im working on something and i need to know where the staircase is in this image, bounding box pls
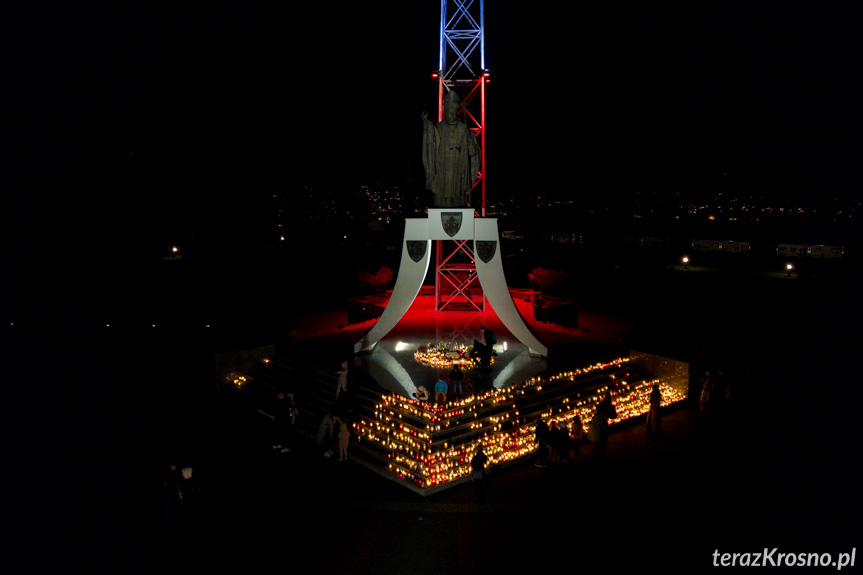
[240,355,392,463]
[234,354,688,496]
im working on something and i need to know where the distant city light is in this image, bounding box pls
[171,246,179,253]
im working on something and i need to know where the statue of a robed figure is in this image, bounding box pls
[422,90,481,208]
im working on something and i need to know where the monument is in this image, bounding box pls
[353,90,547,358]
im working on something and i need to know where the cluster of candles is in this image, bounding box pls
[352,357,688,489]
[414,342,494,370]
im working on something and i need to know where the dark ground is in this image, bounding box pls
[4,249,861,574]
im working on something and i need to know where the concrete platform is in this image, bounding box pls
[352,293,550,398]
[294,291,636,396]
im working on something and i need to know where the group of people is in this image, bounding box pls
[534,388,660,465]
[534,416,581,467]
[698,368,738,419]
[317,410,351,461]
[413,364,475,404]
[412,327,497,405]
[268,360,355,462]
[301,361,362,461]
[472,386,663,502]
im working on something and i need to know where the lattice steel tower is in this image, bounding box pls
[432,0,489,311]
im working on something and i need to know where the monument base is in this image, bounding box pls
[355,210,548,356]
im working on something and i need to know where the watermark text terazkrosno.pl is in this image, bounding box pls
[713,549,856,570]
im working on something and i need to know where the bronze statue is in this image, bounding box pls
[422,90,480,207]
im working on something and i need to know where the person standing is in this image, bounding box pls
[434,374,448,404]
[470,446,489,503]
[449,365,464,398]
[597,394,617,455]
[534,417,549,468]
[337,421,350,461]
[271,392,298,453]
[470,339,485,367]
[336,361,349,400]
[286,393,299,450]
[548,421,560,463]
[318,412,337,457]
[161,463,186,526]
[646,384,662,433]
[587,410,606,460]
[699,371,712,416]
[570,413,584,457]
[590,394,617,459]
[479,326,496,370]
[557,420,570,463]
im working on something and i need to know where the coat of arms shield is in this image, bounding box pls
[406,241,427,263]
[441,212,463,237]
[476,240,497,263]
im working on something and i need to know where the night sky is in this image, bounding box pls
[5,2,862,255]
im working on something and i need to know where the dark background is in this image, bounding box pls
[3,3,861,572]
[6,2,862,258]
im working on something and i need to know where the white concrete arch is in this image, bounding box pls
[354,219,432,353]
[354,209,547,357]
